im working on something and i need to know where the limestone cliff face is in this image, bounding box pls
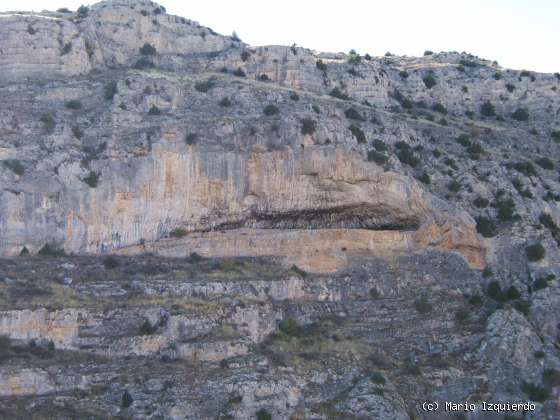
[18,0,560,274]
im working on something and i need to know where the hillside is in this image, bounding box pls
[0,1,559,419]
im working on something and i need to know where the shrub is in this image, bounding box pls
[62,43,72,55]
[57,7,71,13]
[551,131,560,142]
[526,243,545,262]
[301,118,316,135]
[233,67,246,77]
[424,50,433,56]
[256,409,272,420]
[83,171,100,188]
[372,139,387,151]
[496,198,515,221]
[506,83,515,93]
[102,256,120,269]
[65,100,82,110]
[399,70,409,79]
[480,101,496,117]
[348,125,366,144]
[423,74,437,89]
[414,297,432,314]
[397,149,419,167]
[312,104,321,114]
[476,217,496,238]
[535,157,554,170]
[231,31,241,42]
[185,133,197,145]
[263,104,279,116]
[258,74,270,81]
[169,228,187,238]
[473,197,489,208]
[40,114,56,131]
[487,281,502,300]
[521,382,549,402]
[370,371,386,385]
[240,51,251,62]
[218,97,232,107]
[139,43,156,55]
[367,150,388,164]
[534,274,554,291]
[417,172,431,184]
[2,159,25,176]
[345,107,365,121]
[513,161,536,176]
[506,286,521,300]
[432,102,447,114]
[195,79,215,93]
[289,92,299,101]
[104,81,118,100]
[447,180,461,193]
[456,134,471,147]
[278,319,301,336]
[148,105,161,115]
[455,309,469,323]
[493,71,502,80]
[76,5,89,19]
[432,148,441,158]
[290,265,307,278]
[316,60,327,72]
[512,108,529,121]
[121,390,134,408]
[469,295,483,306]
[139,320,157,335]
[38,244,65,257]
[329,87,349,100]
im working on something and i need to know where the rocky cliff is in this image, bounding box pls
[0,1,559,419]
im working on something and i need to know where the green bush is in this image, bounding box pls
[533,274,554,291]
[290,265,307,278]
[38,244,65,257]
[476,217,496,238]
[133,57,154,69]
[121,390,134,408]
[372,139,387,151]
[147,105,160,115]
[496,198,515,221]
[65,100,82,110]
[76,5,89,19]
[521,382,549,402]
[219,97,232,107]
[370,371,386,385]
[456,134,471,147]
[513,161,536,176]
[345,107,365,121]
[139,320,157,335]
[169,228,188,238]
[329,87,349,100]
[289,91,299,101]
[447,180,461,193]
[0,336,11,362]
[185,133,197,145]
[139,43,156,55]
[349,125,366,144]
[83,171,100,188]
[424,50,433,56]
[512,108,529,121]
[473,197,489,208]
[263,104,279,116]
[506,286,521,300]
[195,79,215,93]
[535,157,554,170]
[256,409,272,420]
[301,118,316,135]
[367,150,388,164]
[551,131,560,142]
[417,172,431,184]
[278,319,301,336]
[258,74,270,81]
[233,67,246,77]
[506,83,515,93]
[316,60,327,72]
[399,70,409,79]
[102,256,119,269]
[493,71,502,80]
[104,81,118,100]
[61,42,72,55]
[2,159,25,176]
[414,296,432,314]
[40,114,56,131]
[423,74,437,89]
[480,101,496,117]
[455,309,469,323]
[526,243,545,262]
[486,281,502,300]
[397,149,419,167]
[432,102,447,114]
[240,51,251,62]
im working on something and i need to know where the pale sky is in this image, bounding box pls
[2,0,559,73]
